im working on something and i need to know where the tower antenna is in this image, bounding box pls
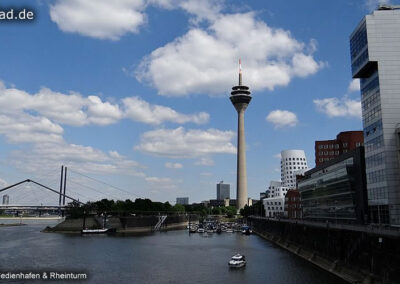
[239,59,242,86]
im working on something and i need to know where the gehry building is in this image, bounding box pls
[280,150,308,188]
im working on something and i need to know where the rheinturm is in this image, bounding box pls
[230,60,252,211]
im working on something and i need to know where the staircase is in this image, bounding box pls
[154,215,167,231]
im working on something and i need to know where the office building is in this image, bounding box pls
[263,181,289,217]
[280,150,308,188]
[350,5,400,225]
[285,190,302,219]
[176,197,189,205]
[216,181,230,200]
[315,131,364,166]
[298,147,368,224]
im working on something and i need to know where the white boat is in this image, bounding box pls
[228,254,246,268]
[197,228,205,233]
[81,228,115,234]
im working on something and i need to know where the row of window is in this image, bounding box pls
[318,144,340,150]
[367,169,386,184]
[282,157,306,162]
[365,135,383,153]
[319,151,340,156]
[361,75,379,98]
[366,152,384,168]
[364,119,382,138]
[368,186,388,201]
[362,89,380,112]
[282,162,307,166]
[363,104,381,125]
[265,201,282,205]
[351,48,369,74]
[266,207,283,211]
[350,22,367,59]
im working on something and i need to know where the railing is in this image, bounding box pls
[248,215,400,237]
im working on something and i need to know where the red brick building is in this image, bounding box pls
[284,190,302,219]
[315,131,363,166]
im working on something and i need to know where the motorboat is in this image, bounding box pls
[228,254,246,268]
[81,228,116,234]
[197,228,205,233]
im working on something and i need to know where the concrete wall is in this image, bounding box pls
[248,217,400,283]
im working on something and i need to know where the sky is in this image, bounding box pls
[0,0,398,205]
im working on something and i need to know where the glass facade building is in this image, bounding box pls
[298,147,368,224]
[216,182,230,200]
[350,7,400,225]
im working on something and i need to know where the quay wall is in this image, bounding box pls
[248,217,400,284]
[45,215,194,233]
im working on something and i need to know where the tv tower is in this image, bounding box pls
[230,59,252,211]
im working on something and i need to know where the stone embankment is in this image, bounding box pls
[249,217,400,284]
[44,215,192,233]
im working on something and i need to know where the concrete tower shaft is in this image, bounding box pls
[230,60,252,211]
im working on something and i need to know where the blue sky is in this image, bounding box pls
[0,0,398,204]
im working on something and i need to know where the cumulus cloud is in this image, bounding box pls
[165,162,183,169]
[313,97,362,118]
[136,12,324,96]
[144,176,181,190]
[266,110,299,128]
[11,142,145,177]
[194,157,215,166]
[135,127,236,159]
[50,0,147,40]
[123,96,209,125]
[0,82,208,128]
[348,79,360,92]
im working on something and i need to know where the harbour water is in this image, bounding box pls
[0,222,346,283]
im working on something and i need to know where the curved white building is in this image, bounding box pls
[280,150,308,188]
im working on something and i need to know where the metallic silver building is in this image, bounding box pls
[230,60,252,211]
[350,5,400,225]
[216,181,230,200]
[176,197,189,205]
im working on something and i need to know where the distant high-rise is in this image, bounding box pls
[176,197,189,205]
[315,131,364,166]
[350,5,400,225]
[216,181,230,200]
[2,194,9,205]
[230,60,252,211]
[280,150,308,188]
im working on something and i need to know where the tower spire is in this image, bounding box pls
[239,58,242,86]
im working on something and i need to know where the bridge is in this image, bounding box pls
[0,165,143,216]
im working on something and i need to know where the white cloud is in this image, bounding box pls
[136,12,324,96]
[144,176,181,190]
[50,0,147,40]
[273,153,281,159]
[123,96,209,125]
[135,127,236,158]
[348,79,360,92]
[266,110,299,128]
[0,82,208,128]
[150,0,223,22]
[11,141,145,177]
[194,157,215,166]
[0,178,7,187]
[313,97,362,118]
[165,162,183,169]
